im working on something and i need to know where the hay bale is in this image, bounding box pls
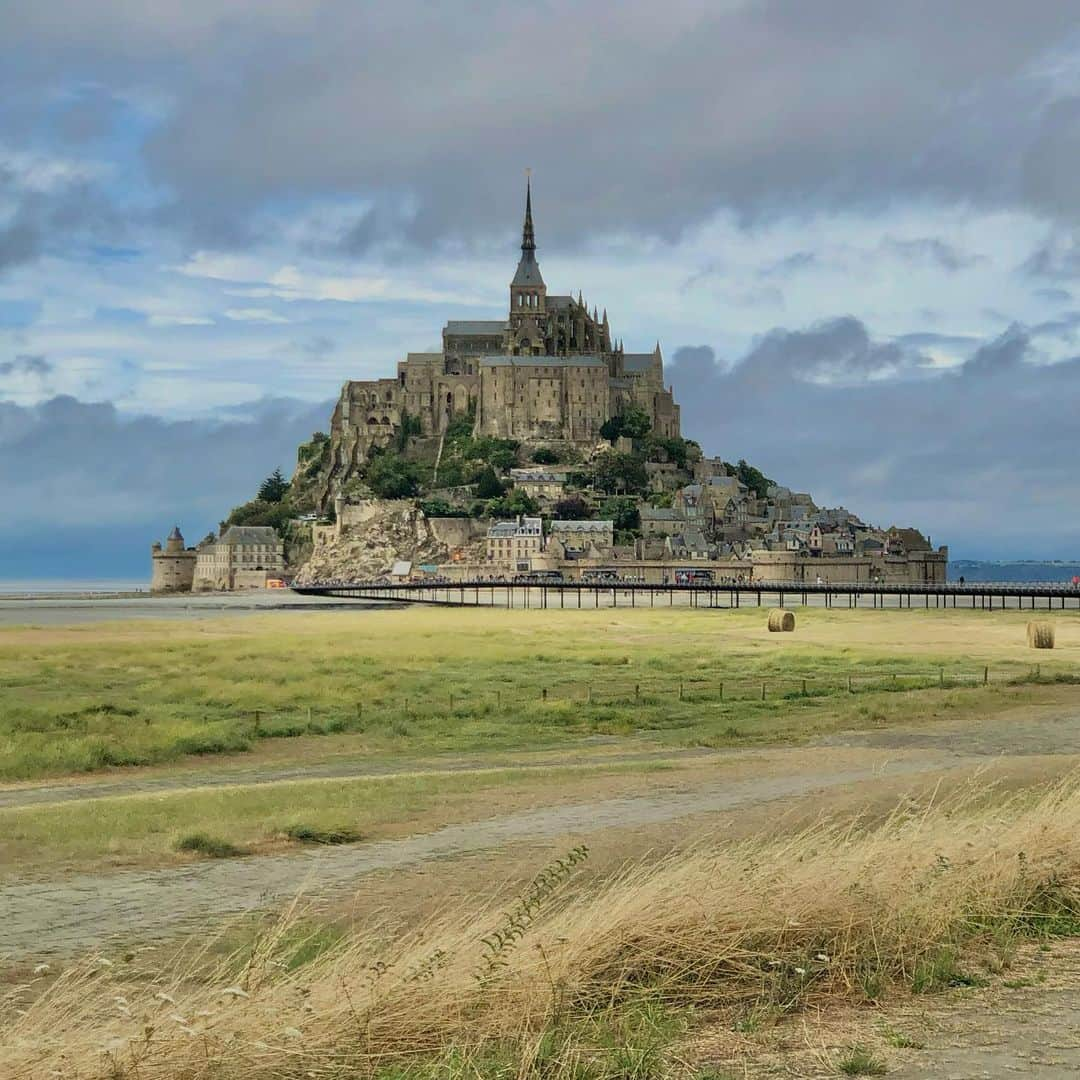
[1027,621,1055,650]
[768,609,795,633]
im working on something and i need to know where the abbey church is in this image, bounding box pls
[322,182,681,498]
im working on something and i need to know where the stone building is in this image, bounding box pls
[150,526,197,593]
[486,516,543,571]
[317,180,681,508]
[549,519,614,554]
[193,525,286,591]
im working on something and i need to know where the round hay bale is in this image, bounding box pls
[767,609,795,633]
[1027,621,1055,650]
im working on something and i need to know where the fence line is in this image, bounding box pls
[235,663,1064,734]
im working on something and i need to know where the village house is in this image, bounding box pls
[193,526,286,591]
[486,516,543,571]
[548,519,614,554]
[508,467,568,502]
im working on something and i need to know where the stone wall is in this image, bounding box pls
[150,551,196,593]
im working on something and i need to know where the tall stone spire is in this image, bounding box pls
[511,174,545,289]
[521,175,536,253]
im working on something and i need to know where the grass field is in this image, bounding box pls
[4,606,1080,1076]
[1,605,1077,782]
[0,759,676,876]
[10,778,1080,1079]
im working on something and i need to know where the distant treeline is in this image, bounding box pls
[950,561,1080,583]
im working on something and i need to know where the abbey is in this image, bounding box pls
[323,181,681,494]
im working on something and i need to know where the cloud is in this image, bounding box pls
[669,317,1080,559]
[4,2,1079,252]
[880,237,984,272]
[962,324,1030,375]
[0,393,333,577]
[0,353,51,377]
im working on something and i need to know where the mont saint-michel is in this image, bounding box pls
[153,182,946,592]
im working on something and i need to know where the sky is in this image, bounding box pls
[2,0,1080,578]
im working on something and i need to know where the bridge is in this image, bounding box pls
[291,580,1080,611]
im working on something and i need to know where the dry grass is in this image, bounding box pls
[7,777,1080,1079]
[1028,620,1056,650]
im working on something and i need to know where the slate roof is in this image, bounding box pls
[220,526,281,545]
[511,252,545,287]
[622,353,655,373]
[444,321,507,336]
[551,520,614,533]
[478,354,607,368]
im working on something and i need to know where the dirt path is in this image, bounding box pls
[3,698,1079,964]
[702,939,1080,1078]
[0,744,707,810]
[0,757,953,961]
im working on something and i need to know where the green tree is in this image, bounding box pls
[600,496,641,532]
[735,458,774,500]
[221,498,293,536]
[600,405,652,442]
[419,498,468,518]
[553,494,591,520]
[486,489,539,517]
[645,435,690,469]
[593,450,648,495]
[257,468,289,503]
[366,453,421,498]
[474,465,505,499]
[531,446,560,465]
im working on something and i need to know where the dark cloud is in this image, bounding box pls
[729,316,928,388]
[0,354,51,377]
[880,237,984,272]
[0,394,332,576]
[0,216,40,273]
[1023,230,1080,280]
[3,2,1079,252]
[669,318,1080,559]
[962,324,1029,376]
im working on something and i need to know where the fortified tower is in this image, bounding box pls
[150,525,196,593]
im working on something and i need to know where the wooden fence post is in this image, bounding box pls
[847,675,853,694]
[542,687,548,702]
[679,681,684,701]
[761,682,766,702]
[801,678,807,696]
[635,684,640,704]
[939,668,945,688]
[719,681,724,702]
[984,666,989,686]
[254,709,261,733]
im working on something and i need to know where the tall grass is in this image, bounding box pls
[7,778,1080,1078]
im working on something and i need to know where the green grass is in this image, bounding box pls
[0,760,666,874]
[174,833,247,858]
[837,1046,888,1075]
[0,606,1069,781]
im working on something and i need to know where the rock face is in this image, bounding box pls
[292,500,483,583]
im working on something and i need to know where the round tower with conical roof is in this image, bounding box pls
[151,525,197,593]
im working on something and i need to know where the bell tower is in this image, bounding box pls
[508,175,548,355]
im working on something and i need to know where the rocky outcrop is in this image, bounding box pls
[292,500,484,583]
